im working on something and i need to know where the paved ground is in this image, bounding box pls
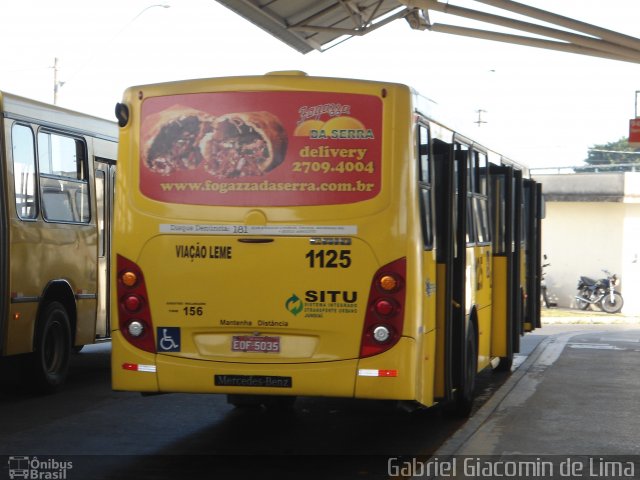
[412,315,640,479]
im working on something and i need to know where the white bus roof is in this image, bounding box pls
[0,91,117,141]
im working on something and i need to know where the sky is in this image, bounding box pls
[1,0,639,169]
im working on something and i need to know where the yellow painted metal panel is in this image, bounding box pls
[491,256,509,358]
[354,337,417,400]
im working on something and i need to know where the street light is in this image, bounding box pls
[53,4,171,104]
[112,4,171,42]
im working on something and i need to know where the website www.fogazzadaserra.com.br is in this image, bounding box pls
[160,179,376,194]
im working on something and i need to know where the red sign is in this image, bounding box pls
[629,118,640,144]
[139,91,382,207]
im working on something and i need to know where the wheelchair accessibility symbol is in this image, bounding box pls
[157,327,181,352]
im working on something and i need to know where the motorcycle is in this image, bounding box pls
[575,270,624,314]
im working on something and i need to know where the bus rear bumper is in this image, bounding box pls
[155,355,359,397]
[111,331,160,392]
[354,337,418,401]
[112,334,419,401]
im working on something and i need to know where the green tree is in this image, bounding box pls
[583,137,640,169]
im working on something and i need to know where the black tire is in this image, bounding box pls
[600,292,624,314]
[31,301,72,393]
[449,322,477,417]
[576,291,590,310]
[494,354,513,372]
[227,394,263,409]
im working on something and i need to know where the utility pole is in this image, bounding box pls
[53,57,65,105]
[475,109,488,127]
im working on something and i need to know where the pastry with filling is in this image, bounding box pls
[142,106,214,175]
[200,112,287,178]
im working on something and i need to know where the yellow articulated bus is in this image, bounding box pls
[112,72,542,414]
[0,92,117,392]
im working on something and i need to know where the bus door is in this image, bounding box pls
[451,142,471,397]
[433,139,471,401]
[94,159,115,339]
[417,124,437,404]
[489,165,522,363]
[0,142,6,353]
[433,139,455,400]
[513,169,524,339]
[524,179,543,330]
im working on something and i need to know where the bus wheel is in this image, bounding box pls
[227,394,263,408]
[450,322,478,417]
[494,354,513,372]
[31,302,72,393]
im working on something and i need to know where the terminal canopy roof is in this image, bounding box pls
[215,0,640,63]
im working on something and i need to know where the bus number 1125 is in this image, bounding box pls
[305,249,352,269]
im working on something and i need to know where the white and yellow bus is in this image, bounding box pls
[0,92,117,392]
[111,72,542,414]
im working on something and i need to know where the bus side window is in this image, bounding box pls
[455,143,475,245]
[38,131,89,223]
[476,151,488,196]
[11,124,38,220]
[473,151,491,244]
[418,125,430,183]
[491,175,506,254]
[417,124,433,249]
[42,189,74,222]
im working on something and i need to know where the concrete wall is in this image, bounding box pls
[535,171,640,314]
[621,203,640,313]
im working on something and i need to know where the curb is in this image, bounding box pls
[422,335,553,460]
[541,308,640,325]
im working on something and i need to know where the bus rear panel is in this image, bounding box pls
[112,75,429,403]
[112,72,541,411]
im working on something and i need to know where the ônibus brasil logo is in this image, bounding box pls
[285,294,304,316]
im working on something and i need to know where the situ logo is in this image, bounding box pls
[285,294,304,316]
[8,456,73,479]
[285,290,358,316]
[304,290,357,303]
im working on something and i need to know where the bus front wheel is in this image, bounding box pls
[31,302,72,393]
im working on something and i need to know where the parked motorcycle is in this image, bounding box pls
[575,270,624,314]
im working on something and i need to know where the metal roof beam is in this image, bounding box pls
[429,23,639,63]
[290,8,409,38]
[474,0,640,52]
[214,0,640,62]
[400,0,640,63]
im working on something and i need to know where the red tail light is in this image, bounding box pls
[117,255,156,353]
[359,258,406,358]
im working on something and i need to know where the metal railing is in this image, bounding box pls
[532,163,640,175]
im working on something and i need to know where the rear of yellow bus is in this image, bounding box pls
[111,73,423,405]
